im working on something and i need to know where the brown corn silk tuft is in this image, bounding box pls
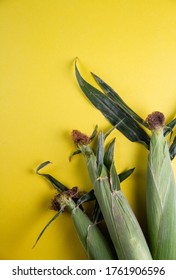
[146,111,165,131]
[72,130,90,146]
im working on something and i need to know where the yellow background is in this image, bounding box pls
[0,0,176,260]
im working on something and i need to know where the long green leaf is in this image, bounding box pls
[33,208,64,248]
[91,72,148,128]
[75,63,150,149]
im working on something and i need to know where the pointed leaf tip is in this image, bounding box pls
[69,149,81,161]
[119,168,135,183]
[36,161,52,174]
[104,138,116,171]
[32,208,64,249]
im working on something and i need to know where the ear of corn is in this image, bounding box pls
[146,112,176,259]
[72,129,152,260]
[34,162,116,260]
[68,198,116,260]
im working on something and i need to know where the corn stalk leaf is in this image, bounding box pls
[36,161,68,192]
[33,208,64,248]
[91,72,148,128]
[75,62,150,149]
[36,161,51,172]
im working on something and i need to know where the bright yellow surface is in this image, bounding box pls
[0,0,176,260]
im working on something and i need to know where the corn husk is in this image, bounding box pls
[146,112,176,259]
[72,130,152,260]
[65,197,116,260]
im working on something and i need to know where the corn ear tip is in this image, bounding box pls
[146,111,165,131]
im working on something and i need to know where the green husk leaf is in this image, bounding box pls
[69,149,81,161]
[118,168,135,183]
[89,124,98,142]
[36,161,68,192]
[104,124,119,139]
[75,62,150,149]
[109,162,120,191]
[164,118,176,136]
[91,72,148,128]
[104,138,116,170]
[36,161,52,173]
[96,132,104,176]
[33,208,64,248]
[94,166,152,260]
[86,221,116,260]
[71,204,116,260]
[169,136,176,160]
